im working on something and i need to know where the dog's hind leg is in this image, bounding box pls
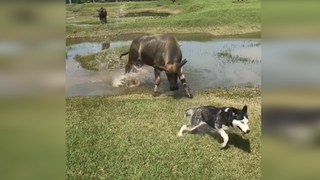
[217,129,229,148]
[177,121,207,136]
[178,108,205,136]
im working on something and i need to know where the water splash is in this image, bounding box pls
[111,66,151,88]
[112,4,126,30]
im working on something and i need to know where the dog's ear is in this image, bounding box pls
[242,105,248,113]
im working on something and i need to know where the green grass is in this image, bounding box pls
[66,0,261,38]
[66,87,261,179]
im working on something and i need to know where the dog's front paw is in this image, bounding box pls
[153,92,161,97]
[177,125,187,136]
[220,143,228,149]
[177,132,183,136]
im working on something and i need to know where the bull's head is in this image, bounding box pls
[97,7,106,13]
[155,59,188,91]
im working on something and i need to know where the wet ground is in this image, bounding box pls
[66,33,261,97]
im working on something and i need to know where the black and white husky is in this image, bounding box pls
[177,105,250,148]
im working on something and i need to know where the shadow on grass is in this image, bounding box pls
[168,88,193,99]
[190,127,251,153]
[226,133,251,153]
[172,91,186,99]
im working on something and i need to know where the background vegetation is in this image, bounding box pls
[66,0,261,37]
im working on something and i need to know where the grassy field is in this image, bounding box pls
[66,0,261,38]
[66,87,261,179]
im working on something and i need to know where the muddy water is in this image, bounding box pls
[66,39,130,97]
[66,34,261,97]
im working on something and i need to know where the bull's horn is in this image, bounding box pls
[177,59,188,70]
[154,65,167,71]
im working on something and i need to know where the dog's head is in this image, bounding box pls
[230,105,250,135]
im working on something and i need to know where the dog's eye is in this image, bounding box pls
[241,121,244,124]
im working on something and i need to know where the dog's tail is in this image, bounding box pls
[184,108,195,118]
[120,51,129,59]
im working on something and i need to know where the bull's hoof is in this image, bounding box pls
[185,89,193,98]
[183,85,193,98]
[187,94,193,98]
[153,92,161,97]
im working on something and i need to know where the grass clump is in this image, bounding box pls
[75,45,129,71]
[184,4,205,13]
[217,49,261,63]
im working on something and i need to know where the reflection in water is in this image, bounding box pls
[102,41,110,50]
[66,35,261,97]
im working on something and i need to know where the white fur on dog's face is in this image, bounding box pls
[232,117,250,134]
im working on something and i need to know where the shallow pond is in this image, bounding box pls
[66,33,261,97]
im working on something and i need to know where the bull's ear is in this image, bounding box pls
[177,59,187,70]
[154,65,167,71]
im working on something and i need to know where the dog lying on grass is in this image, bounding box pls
[178,105,250,148]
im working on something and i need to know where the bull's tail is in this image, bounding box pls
[120,51,129,59]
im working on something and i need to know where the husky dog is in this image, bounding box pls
[177,105,250,148]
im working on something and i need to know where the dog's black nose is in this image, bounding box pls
[246,130,250,134]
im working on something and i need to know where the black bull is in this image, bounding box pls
[97,7,107,24]
[120,34,193,98]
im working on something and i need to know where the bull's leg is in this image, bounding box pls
[178,67,193,98]
[125,51,140,74]
[153,68,161,97]
[131,58,142,73]
[125,58,139,74]
[124,62,133,74]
